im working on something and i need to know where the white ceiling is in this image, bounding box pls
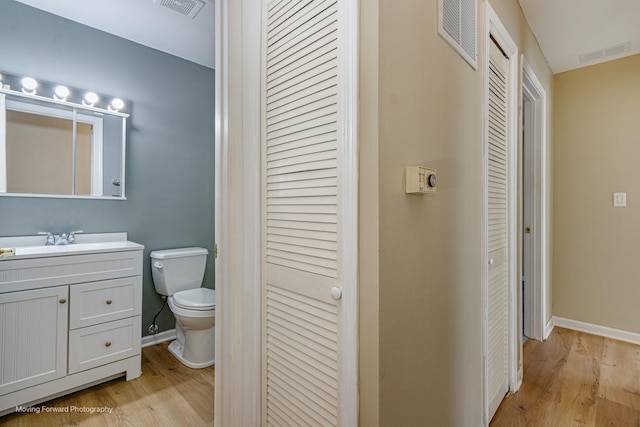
[519,0,640,74]
[16,0,638,75]
[15,0,215,69]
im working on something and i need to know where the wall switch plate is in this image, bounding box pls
[613,192,627,207]
[405,166,437,194]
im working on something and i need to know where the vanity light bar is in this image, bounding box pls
[0,71,129,117]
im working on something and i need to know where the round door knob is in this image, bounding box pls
[59,298,67,304]
[330,287,342,301]
[489,258,494,266]
[105,342,112,347]
[106,300,112,305]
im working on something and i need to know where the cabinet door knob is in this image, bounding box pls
[59,298,67,304]
[106,300,112,305]
[105,342,112,347]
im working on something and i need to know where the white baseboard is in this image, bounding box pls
[552,316,640,346]
[141,329,176,348]
[544,318,554,340]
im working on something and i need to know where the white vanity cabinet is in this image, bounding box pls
[0,234,143,416]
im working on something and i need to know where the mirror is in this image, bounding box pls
[0,71,128,199]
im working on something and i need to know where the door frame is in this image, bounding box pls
[336,0,361,423]
[482,3,519,425]
[521,56,548,342]
[214,1,263,426]
[215,1,360,425]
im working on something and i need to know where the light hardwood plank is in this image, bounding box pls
[598,338,640,410]
[595,396,640,427]
[0,342,214,426]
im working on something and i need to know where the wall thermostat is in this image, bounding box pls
[405,166,437,194]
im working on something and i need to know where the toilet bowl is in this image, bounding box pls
[150,247,215,369]
[167,288,215,368]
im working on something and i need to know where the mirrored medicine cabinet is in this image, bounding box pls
[0,71,129,199]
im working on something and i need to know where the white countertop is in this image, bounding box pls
[0,233,144,261]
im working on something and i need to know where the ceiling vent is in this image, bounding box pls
[579,41,631,64]
[159,0,206,19]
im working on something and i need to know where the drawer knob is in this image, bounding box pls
[105,342,112,347]
[59,298,67,304]
[106,300,113,305]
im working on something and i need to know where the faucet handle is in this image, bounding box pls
[68,230,84,244]
[37,231,56,246]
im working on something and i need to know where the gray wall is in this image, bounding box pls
[0,1,215,335]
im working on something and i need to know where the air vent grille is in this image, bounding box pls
[160,0,205,19]
[579,42,631,64]
[438,0,477,69]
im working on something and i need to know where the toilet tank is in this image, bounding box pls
[150,247,208,296]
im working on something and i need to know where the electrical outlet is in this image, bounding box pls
[148,324,159,335]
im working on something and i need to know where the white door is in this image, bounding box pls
[522,97,533,339]
[486,37,510,420]
[262,0,356,425]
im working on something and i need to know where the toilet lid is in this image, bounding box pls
[173,288,215,310]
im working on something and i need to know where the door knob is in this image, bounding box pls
[525,226,531,234]
[330,287,342,301]
[489,258,494,266]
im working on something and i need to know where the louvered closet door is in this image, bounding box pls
[487,38,510,420]
[263,0,343,425]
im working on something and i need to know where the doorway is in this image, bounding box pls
[521,57,547,343]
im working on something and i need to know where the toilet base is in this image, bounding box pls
[168,340,215,369]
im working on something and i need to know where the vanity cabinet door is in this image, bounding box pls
[0,286,68,396]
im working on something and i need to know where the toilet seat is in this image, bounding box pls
[172,288,215,311]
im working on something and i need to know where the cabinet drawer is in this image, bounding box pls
[70,277,142,329]
[68,316,141,374]
[0,250,143,293]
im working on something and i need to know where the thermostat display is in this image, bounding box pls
[405,166,437,194]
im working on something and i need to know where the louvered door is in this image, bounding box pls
[263,0,344,425]
[486,38,510,420]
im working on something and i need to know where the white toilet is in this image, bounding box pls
[150,247,215,369]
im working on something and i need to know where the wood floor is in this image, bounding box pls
[492,327,640,426]
[0,342,214,426]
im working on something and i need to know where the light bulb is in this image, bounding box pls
[83,91,99,106]
[21,77,38,95]
[54,85,70,101]
[108,98,125,112]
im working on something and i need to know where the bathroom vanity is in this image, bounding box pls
[0,233,143,415]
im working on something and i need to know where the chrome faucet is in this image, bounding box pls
[38,231,56,246]
[38,230,83,245]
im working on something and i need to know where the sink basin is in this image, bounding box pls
[0,232,143,260]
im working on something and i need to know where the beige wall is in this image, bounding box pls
[6,111,92,195]
[554,54,640,333]
[7,110,74,194]
[359,0,553,424]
